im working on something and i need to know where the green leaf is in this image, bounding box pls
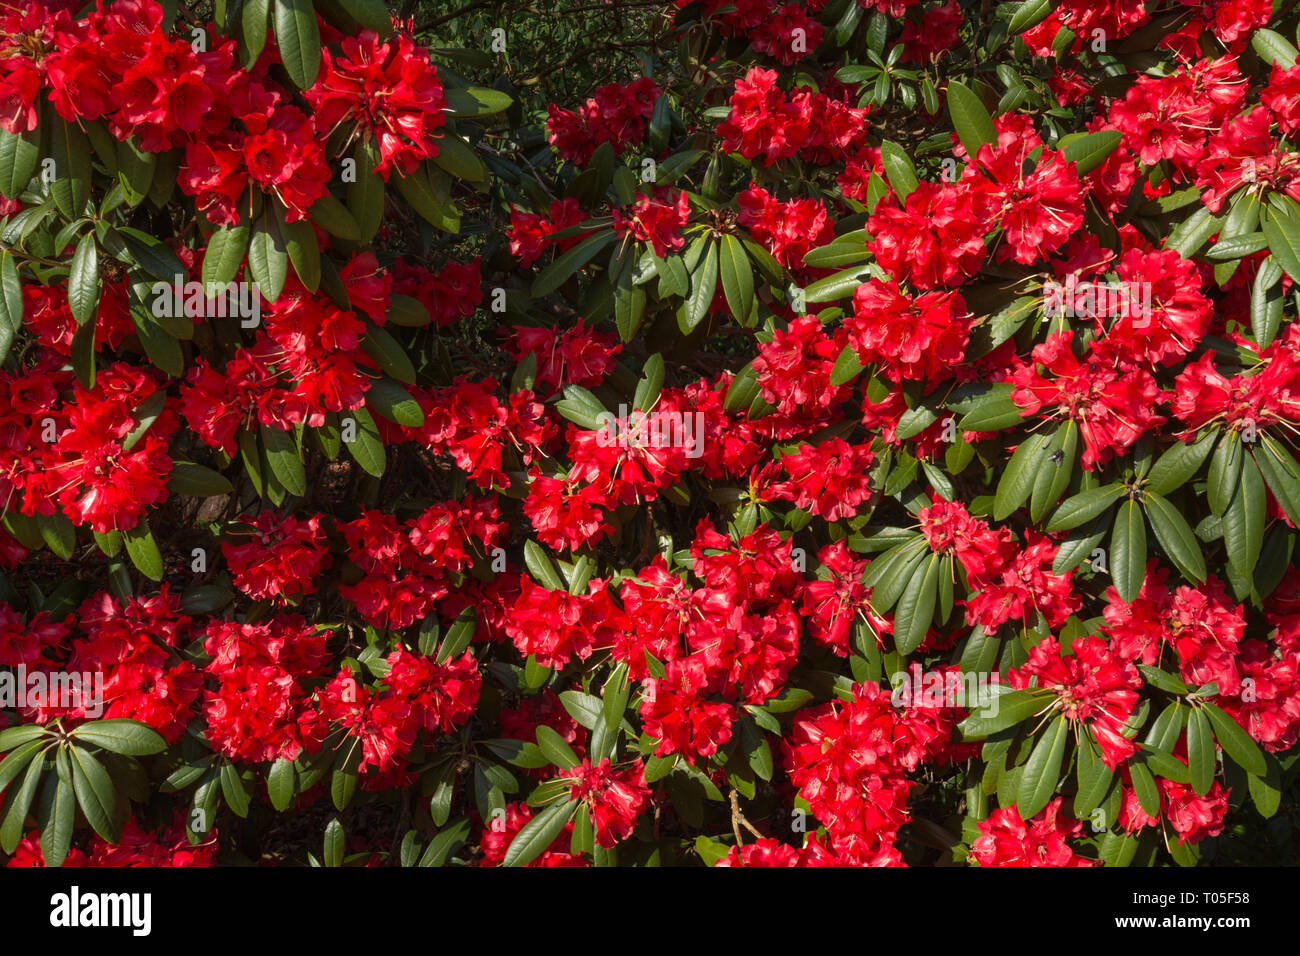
[267,757,296,811]
[49,115,92,220]
[524,540,566,590]
[892,552,940,655]
[957,385,1024,432]
[1251,256,1284,346]
[1047,483,1123,532]
[282,216,321,292]
[418,816,472,866]
[1145,432,1216,496]
[1007,0,1053,34]
[260,424,307,498]
[1247,754,1282,818]
[0,725,48,754]
[679,237,718,333]
[958,687,1051,739]
[443,86,514,118]
[37,513,76,560]
[1017,714,1068,819]
[122,518,164,581]
[994,430,1054,520]
[323,817,344,867]
[0,249,21,365]
[718,234,754,323]
[394,164,460,233]
[0,748,45,854]
[273,0,322,88]
[1073,739,1116,819]
[802,265,870,303]
[1207,429,1242,517]
[531,230,616,298]
[1165,206,1222,259]
[167,462,234,497]
[1252,436,1300,527]
[242,0,270,61]
[68,746,122,843]
[1251,28,1298,69]
[431,133,486,182]
[388,293,431,327]
[342,406,385,477]
[946,81,996,158]
[367,377,424,427]
[347,139,385,242]
[202,224,250,290]
[1143,492,1206,584]
[39,758,75,868]
[1261,204,1300,283]
[436,607,477,664]
[502,799,576,867]
[879,140,918,201]
[1061,129,1121,175]
[1186,706,1214,797]
[68,234,99,326]
[1128,758,1160,819]
[1221,455,1264,578]
[72,718,166,755]
[1110,499,1146,603]
[723,364,760,414]
[633,354,664,413]
[0,126,39,199]
[307,193,361,241]
[248,206,289,302]
[1201,702,1265,777]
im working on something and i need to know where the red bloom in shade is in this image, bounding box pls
[752,315,850,418]
[866,179,988,288]
[508,198,589,266]
[961,114,1084,266]
[391,258,483,328]
[306,30,447,179]
[222,512,332,605]
[238,105,332,221]
[1263,63,1300,137]
[736,185,833,270]
[802,541,891,656]
[1121,762,1230,845]
[560,758,650,848]
[917,495,1010,582]
[479,802,585,867]
[969,799,1096,866]
[846,278,971,383]
[18,363,176,533]
[783,682,950,864]
[612,188,690,258]
[1009,635,1142,768]
[901,0,962,62]
[523,473,614,552]
[639,659,735,762]
[507,319,620,393]
[504,576,626,669]
[1010,332,1165,470]
[1171,347,1300,440]
[546,78,657,164]
[775,438,875,521]
[963,532,1081,630]
[714,834,861,867]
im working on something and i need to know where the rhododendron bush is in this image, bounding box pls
[2,0,1300,870]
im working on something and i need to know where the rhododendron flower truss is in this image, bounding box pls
[5,0,1300,873]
